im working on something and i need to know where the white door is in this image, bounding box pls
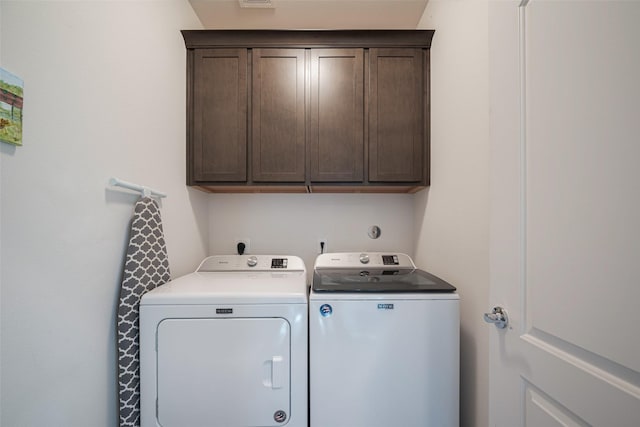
[156,318,290,427]
[489,1,640,426]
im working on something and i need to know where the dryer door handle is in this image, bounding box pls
[271,356,284,389]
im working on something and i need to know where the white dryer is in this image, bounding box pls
[309,253,459,427]
[139,255,308,427]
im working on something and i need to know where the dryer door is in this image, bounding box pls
[156,317,291,427]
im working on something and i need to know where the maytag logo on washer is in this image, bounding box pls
[377,303,394,310]
[319,304,333,317]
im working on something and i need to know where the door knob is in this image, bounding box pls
[484,306,508,329]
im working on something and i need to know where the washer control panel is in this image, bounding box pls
[382,255,400,265]
[315,253,414,269]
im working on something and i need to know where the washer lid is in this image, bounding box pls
[312,268,456,293]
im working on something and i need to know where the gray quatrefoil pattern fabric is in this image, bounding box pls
[118,197,170,427]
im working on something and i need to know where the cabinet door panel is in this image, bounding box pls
[193,49,247,182]
[252,49,306,182]
[310,49,364,182]
[369,48,423,182]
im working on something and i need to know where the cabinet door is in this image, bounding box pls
[192,49,247,182]
[369,48,424,182]
[252,49,306,182]
[310,49,364,182]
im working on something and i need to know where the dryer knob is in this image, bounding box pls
[247,256,258,267]
[359,253,370,264]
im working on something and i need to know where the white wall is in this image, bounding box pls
[0,1,207,426]
[208,193,415,279]
[0,1,492,426]
[0,2,3,420]
[415,2,490,427]
[207,6,492,426]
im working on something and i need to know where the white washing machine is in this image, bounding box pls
[309,252,459,427]
[139,255,308,427]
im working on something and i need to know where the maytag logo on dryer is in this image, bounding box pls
[377,303,394,310]
[216,308,233,314]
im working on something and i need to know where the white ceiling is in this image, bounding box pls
[188,0,429,29]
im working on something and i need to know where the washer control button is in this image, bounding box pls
[247,256,258,267]
[359,253,370,264]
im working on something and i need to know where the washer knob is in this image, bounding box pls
[247,256,258,267]
[359,253,370,264]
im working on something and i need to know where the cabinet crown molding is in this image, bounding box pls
[182,29,435,49]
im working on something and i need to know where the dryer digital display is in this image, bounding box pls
[271,258,288,269]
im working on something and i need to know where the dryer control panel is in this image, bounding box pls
[197,255,305,272]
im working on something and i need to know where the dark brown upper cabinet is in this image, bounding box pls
[369,48,424,183]
[191,48,247,182]
[310,49,364,183]
[252,48,306,182]
[182,30,434,193]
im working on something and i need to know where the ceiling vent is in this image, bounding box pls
[238,0,275,8]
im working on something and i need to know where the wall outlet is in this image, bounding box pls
[318,238,328,254]
[235,238,251,255]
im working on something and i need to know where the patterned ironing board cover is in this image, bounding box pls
[117,197,170,427]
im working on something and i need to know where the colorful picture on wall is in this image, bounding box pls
[0,68,24,146]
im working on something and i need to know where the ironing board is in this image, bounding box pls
[117,197,170,426]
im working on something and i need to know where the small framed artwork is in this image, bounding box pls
[0,68,24,146]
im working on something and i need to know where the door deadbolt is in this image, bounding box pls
[484,306,508,329]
